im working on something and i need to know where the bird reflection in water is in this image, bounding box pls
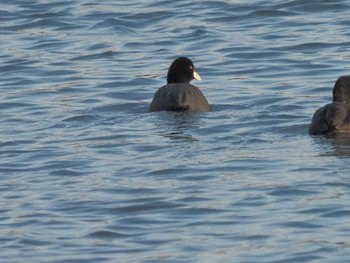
[155,111,202,143]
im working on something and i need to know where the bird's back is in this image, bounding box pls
[150,83,209,112]
[309,102,349,134]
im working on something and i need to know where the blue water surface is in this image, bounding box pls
[2,0,350,262]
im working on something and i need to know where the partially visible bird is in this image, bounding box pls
[309,76,350,135]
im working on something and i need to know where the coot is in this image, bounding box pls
[150,57,210,112]
[309,76,350,135]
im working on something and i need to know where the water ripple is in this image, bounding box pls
[2,0,350,262]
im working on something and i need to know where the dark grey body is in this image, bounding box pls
[150,83,210,112]
[309,76,350,135]
[309,102,350,135]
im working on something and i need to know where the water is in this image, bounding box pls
[2,0,350,262]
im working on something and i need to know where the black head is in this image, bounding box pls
[166,57,201,84]
[333,76,350,103]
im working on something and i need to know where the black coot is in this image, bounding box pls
[309,76,350,134]
[150,57,210,112]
